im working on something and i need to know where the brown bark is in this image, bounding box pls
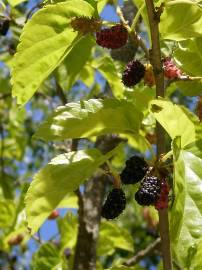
[145,1,172,269]
[73,174,108,270]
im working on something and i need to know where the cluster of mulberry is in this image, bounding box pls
[163,57,182,79]
[101,155,170,220]
[96,24,128,49]
[101,188,126,220]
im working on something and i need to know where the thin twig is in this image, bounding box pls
[25,3,43,23]
[166,75,202,88]
[116,6,149,59]
[145,1,172,269]
[55,80,67,105]
[124,237,161,266]
[0,93,11,100]
[131,3,145,31]
[130,31,150,59]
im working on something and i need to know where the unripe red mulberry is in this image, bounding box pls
[48,209,59,219]
[96,24,128,49]
[7,234,24,246]
[122,60,145,87]
[163,57,182,79]
[101,188,126,219]
[154,179,169,210]
[71,17,102,34]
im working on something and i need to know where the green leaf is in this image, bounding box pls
[191,241,202,269]
[92,56,125,98]
[160,2,202,41]
[80,64,95,88]
[56,35,95,90]
[171,139,202,267]
[132,0,149,32]
[97,0,108,13]
[176,81,202,96]
[32,243,61,270]
[7,0,26,6]
[11,0,95,105]
[174,37,202,77]
[57,213,78,250]
[25,149,112,234]
[121,133,150,152]
[34,99,143,141]
[98,221,134,256]
[150,99,200,148]
[0,200,15,228]
[58,193,78,208]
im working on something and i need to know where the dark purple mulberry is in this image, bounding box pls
[0,19,10,36]
[120,155,148,185]
[96,24,128,49]
[122,60,145,87]
[135,176,161,206]
[101,188,126,219]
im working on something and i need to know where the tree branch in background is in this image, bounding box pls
[124,237,161,266]
[145,1,172,269]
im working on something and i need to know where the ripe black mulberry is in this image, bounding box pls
[0,19,10,36]
[122,60,145,87]
[120,155,148,184]
[101,188,126,219]
[96,24,128,49]
[135,176,161,206]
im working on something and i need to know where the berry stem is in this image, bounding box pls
[145,1,173,270]
[131,3,145,32]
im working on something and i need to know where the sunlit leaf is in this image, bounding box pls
[11,0,96,105]
[32,243,61,270]
[57,213,78,250]
[25,148,119,234]
[150,99,202,148]
[160,2,202,41]
[56,35,95,90]
[171,138,202,267]
[0,200,15,228]
[34,99,143,141]
[98,221,134,256]
[7,0,26,6]
[92,56,125,98]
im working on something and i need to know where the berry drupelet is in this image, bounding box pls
[96,24,128,49]
[120,155,148,185]
[135,176,161,206]
[122,60,145,87]
[101,188,126,220]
